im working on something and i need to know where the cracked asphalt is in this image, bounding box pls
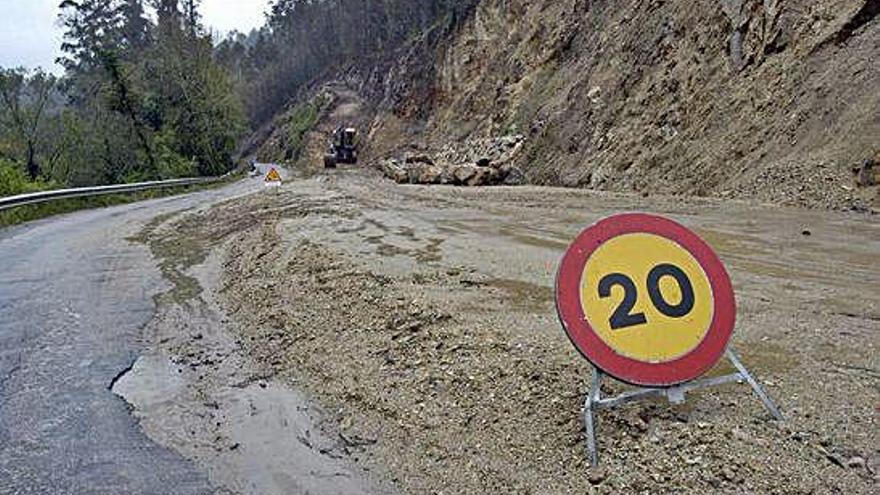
[0,180,258,494]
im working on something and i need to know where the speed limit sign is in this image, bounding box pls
[557,213,783,466]
[556,213,736,387]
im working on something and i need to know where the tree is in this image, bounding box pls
[0,69,57,179]
[226,0,479,125]
[56,0,245,183]
[147,0,243,175]
[58,0,123,73]
[119,0,152,53]
[181,0,202,36]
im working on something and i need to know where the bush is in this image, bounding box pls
[0,159,54,197]
[286,102,321,161]
[154,129,198,180]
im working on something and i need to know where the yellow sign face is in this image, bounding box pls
[265,168,282,182]
[580,233,714,363]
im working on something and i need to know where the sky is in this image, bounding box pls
[0,0,271,73]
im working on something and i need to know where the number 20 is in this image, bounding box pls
[597,264,696,330]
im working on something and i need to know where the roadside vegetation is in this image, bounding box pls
[0,159,55,197]
[1,0,476,206]
[286,100,323,163]
[0,0,245,201]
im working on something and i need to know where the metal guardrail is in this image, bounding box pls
[0,176,223,211]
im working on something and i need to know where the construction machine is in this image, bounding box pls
[323,126,358,168]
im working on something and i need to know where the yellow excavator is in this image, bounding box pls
[323,126,358,168]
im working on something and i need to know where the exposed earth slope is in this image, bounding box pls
[255,0,880,211]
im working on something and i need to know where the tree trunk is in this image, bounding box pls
[26,143,40,180]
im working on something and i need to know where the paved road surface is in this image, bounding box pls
[0,178,260,494]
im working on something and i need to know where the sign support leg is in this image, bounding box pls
[584,365,601,467]
[726,348,784,421]
[582,347,783,467]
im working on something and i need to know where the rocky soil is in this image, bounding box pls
[147,170,879,493]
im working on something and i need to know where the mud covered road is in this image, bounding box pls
[130,168,878,494]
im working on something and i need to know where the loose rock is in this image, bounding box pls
[587,466,608,485]
[378,135,527,187]
[846,456,865,469]
[854,157,878,187]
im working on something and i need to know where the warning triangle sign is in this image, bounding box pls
[265,167,282,182]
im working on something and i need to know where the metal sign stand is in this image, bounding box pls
[583,347,783,466]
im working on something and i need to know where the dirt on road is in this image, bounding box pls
[140,168,878,494]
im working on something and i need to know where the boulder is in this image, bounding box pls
[499,134,525,147]
[500,164,526,186]
[855,158,878,187]
[407,163,443,184]
[437,161,456,184]
[453,165,478,185]
[381,135,528,187]
[467,167,495,186]
[380,159,408,184]
[405,153,435,166]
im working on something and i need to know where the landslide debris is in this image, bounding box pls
[379,135,526,186]
[854,152,880,187]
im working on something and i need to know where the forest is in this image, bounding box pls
[215,0,476,125]
[0,0,472,196]
[1,0,245,195]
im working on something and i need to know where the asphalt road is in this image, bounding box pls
[0,178,260,494]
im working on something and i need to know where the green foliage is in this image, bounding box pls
[0,68,58,180]
[0,159,53,196]
[154,128,197,179]
[287,102,320,161]
[2,1,480,226]
[48,0,246,185]
[0,0,249,226]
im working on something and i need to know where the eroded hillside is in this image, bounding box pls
[255,0,880,211]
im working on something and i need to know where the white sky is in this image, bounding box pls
[0,0,271,73]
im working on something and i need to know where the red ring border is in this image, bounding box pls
[555,213,736,387]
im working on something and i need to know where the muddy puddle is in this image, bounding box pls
[113,351,375,495]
